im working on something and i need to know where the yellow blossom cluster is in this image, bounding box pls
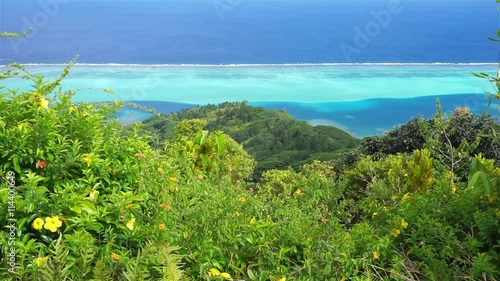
[389,219,409,237]
[402,193,410,201]
[126,217,135,230]
[38,98,49,109]
[33,216,63,232]
[35,256,49,267]
[390,228,400,237]
[83,154,92,167]
[208,268,232,279]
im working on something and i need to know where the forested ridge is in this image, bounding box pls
[141,101,359,179]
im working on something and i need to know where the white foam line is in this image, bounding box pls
[7,62,499,67]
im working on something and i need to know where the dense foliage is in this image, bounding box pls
[361,105,500,180]
[362,107,500,161]
[142,102,359,180]
[0,62,499,281]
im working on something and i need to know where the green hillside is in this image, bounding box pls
[141,101,359,179]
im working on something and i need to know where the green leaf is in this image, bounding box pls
[215,133,227,154]
[13,156,20,173]
[471,158,478,171]
[70,206,82,214]
[80,200,97,214]
[468,171,481,189]
[247,269,256,280]
[479,173,491,197]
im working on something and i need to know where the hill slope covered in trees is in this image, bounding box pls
[141,101,359,179]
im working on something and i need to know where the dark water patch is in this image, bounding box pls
[251,94,493,137]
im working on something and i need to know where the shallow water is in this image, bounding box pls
[2,64,498,136]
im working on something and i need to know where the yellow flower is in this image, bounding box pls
[220,272,231,279]
[44,216,63,232]
[494,167,500,176]
[88,190,98,199]
[373,251,380,260]
[276,278,286,281]
[157,167,164,174]
[402,193,410,201]
[38,98,49,109]
[294,189,302,195]
[382,206,389,211]
[197,174,204,180]
[69,106,77,113]
[158,224,165,230]
[83,154,92,167]
[390,228,400,237]
[17,123,26,131]
[208,268,221,276]
[31,92,41,99]
[372,212,379,218]
[111,252,120,260]
[239,197,246,202]
[401,219,408,229]
[126,217,135,230]
[33,218,44,230]
[35,256,49,267]
[451,184,457,194]
[235,212,240,217]
[250,216,257,224]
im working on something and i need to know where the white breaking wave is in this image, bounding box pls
[14,62,500,67]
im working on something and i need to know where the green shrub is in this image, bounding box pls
[0,64,188,280]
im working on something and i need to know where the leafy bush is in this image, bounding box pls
[362,107,500,168]
[1,62,499,281]
[0,64,188,280]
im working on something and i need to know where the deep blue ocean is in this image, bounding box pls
[1,0,498,63]
[1,0,500,136]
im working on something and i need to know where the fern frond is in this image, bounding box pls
[38,235,73,281]
[123,250,150,281]
[142,240,186,281]
[90,258,112,281]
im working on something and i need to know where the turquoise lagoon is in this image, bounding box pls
[3,64,499,137]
